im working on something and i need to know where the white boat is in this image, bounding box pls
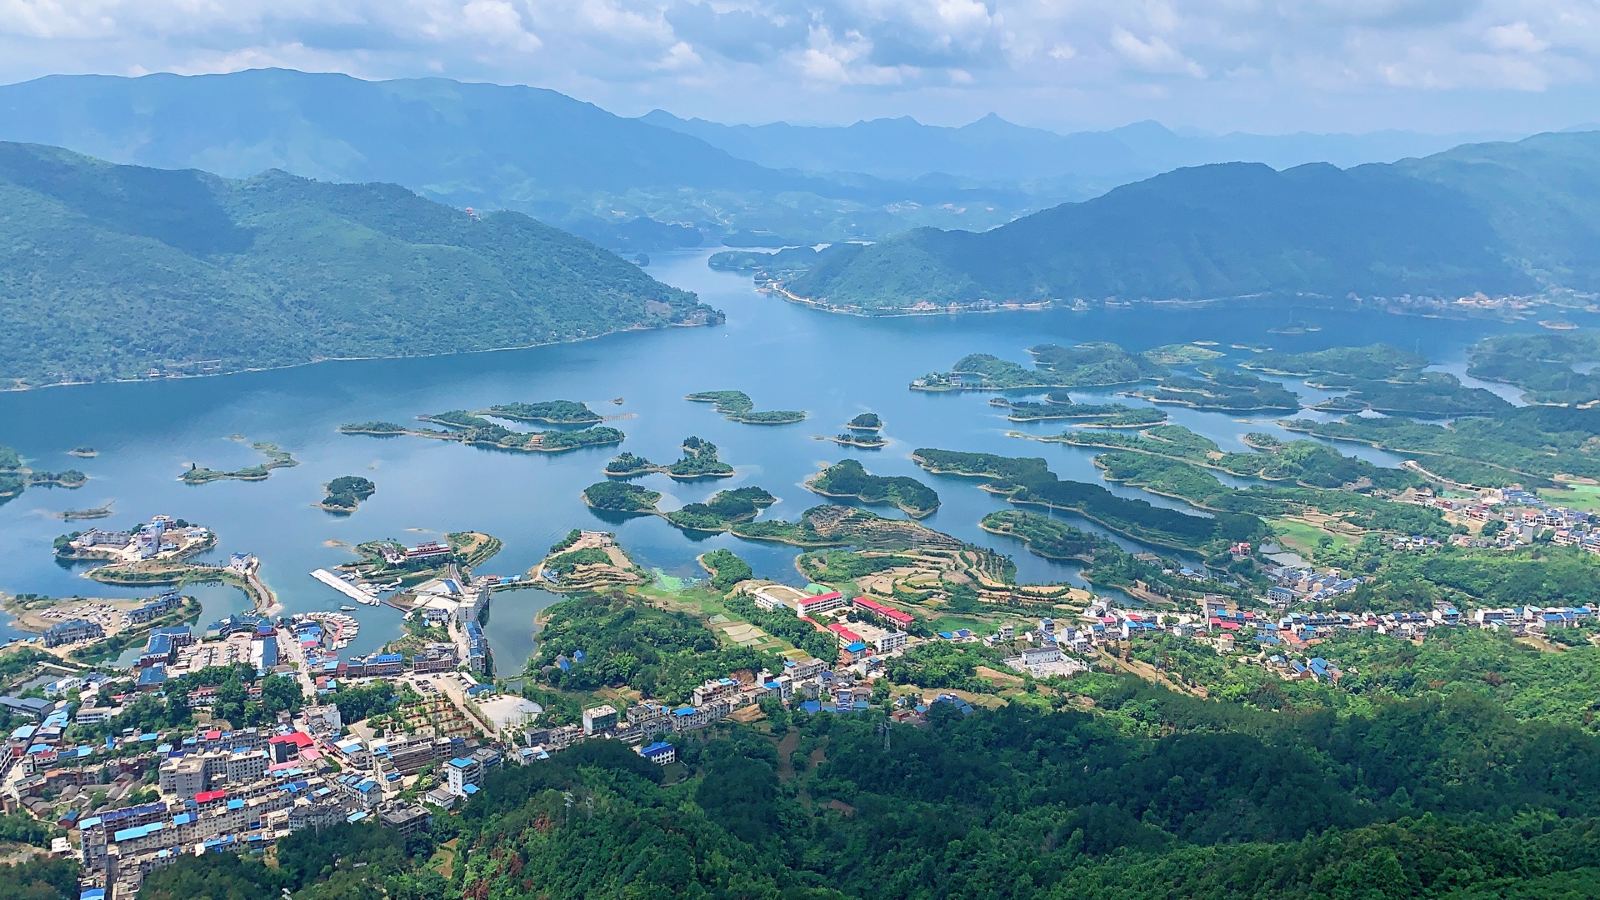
[340,604,356,612]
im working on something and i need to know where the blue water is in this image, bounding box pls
[0,249,1539,667]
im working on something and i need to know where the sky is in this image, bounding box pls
[1,0,1597,135]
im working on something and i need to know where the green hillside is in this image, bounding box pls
[0,142,718,386]
[789,131,1600,310]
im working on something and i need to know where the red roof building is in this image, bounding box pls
[852,596,914,627]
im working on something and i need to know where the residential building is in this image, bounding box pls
[43,619,103,648]
[582,704,619,735]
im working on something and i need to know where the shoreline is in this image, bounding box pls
[2,319,719,394]
[763,280,1549,324]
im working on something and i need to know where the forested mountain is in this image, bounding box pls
[788,131,1600,310]
[134,676,1600,899]
[643,109,1496,188]
[0,142,718,387]
[0,69,1034,249]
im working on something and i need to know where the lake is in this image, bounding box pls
[0,249,1536,669]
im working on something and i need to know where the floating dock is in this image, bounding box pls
[309,568,379,605]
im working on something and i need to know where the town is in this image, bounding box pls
[6,501,1596,899]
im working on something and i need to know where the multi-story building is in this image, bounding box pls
[43,618,103,648]
[582,704,619,735]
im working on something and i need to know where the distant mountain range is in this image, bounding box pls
[786,131,1600,311]
[640,109,1503,189]
[0,69,1037,250]
[0,142,718,387]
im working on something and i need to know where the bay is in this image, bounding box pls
[0,249,1534,669]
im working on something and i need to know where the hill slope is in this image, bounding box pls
[788,132,1600,310]
[0,142,718,386]
[0,69,1033,249]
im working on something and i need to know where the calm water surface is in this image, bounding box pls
[0,250,1536,667]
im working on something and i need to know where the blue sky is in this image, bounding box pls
[1,0,1596,134]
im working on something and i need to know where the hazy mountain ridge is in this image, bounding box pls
[0,69,1038,250]
[639,108,1503,188]
[786,131,1600,310]
[0,141,717,387]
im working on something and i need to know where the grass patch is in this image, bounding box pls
[1541,482,1600,513]
[1271,517,1357,556]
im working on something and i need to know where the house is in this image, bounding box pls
[637,741,676,765]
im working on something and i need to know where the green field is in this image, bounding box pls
[1541,482,1600,513]
[1270,517,1357,557]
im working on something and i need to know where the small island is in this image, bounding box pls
[844,412,883,431]
[1,443,88,500]
[341,413,624,453]
[181,439,297,484]
[828,432,888,448]
[603,436,735,479]
[828,411,887,446]
[581,480,778,532]
[803,459,941,518]
[318,475,377,513]
[27,469,89,488]
[57,503,114,521]
[685,390,807,425]
[481,399,603,425]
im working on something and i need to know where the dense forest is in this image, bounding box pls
[130,664,1600,898]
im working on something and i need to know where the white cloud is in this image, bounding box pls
[1484,20,1548,53]
[1109,27,1206,78]
[0,0,1596,132]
